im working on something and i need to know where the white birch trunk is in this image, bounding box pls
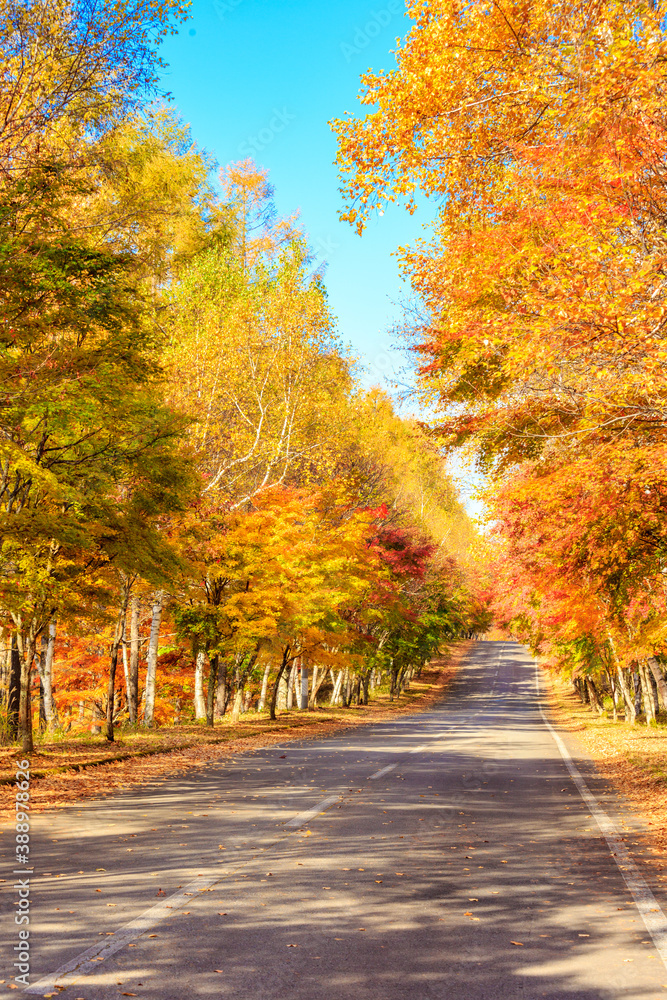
[230,686,244,722]
[144,591,163,728]
[194,649,207,721]
[647,656,667,712]
[286,660,297,710]
[638,659,657,724]
[36,621,57,731]
[258,661,271,711]
[277,670,289,711]
[121,620,131,711]
[330,669,343,706]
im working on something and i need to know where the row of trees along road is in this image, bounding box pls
[0,2,489,751]
[333,0,667,723]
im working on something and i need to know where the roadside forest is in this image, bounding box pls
[333,0,667,724]
[0,1,488,753]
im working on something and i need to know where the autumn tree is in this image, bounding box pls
[0,0,198,750]
[333,0,667,719]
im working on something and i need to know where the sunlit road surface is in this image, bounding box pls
[7,641,667,999]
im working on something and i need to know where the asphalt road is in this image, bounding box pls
[4,640,667,999]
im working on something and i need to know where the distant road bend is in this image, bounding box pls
[14,641,667,999]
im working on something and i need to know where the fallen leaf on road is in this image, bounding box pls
[148,934,157,938]
[121,994,138,996]
[511,941,524,947]
[358,928,366,931]
[214,970,223,973]
[375,880,383,884]
[218,912,227,916]
[287,944,298,948]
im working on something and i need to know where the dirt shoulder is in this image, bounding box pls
[540,666,667,885]
[0,642,472,822]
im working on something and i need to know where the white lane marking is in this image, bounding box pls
[29,787,345,991]
[536,664,667,971]
[284,794,340,828]
[409,744,427,754]
[368,764,397,780]
[25,874,217,993]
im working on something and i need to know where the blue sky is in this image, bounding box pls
[159,0,437,389]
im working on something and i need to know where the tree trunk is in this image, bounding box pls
[330,668,343,706]
[342,668,353,707]
[215,659,230,719]
[269,647,291,721]
[286,659,297,710]
[36,621,57,732]
[638,660,657,725]
[107,582,132,741]
[194,648,207,721]
[616,666,637,723]
[8,635,20,741]
[39,677,46,730]
[585,677,604,715]
[299,662,308,710]
[0,629,7,703]
[605,667,618,722]
[647,657,667,713]
[16,630,35,754]
[230,685,244,723]
[632,667,642,718]
[121,621,131,714]
[144,591,164,728]
[258,661,271,712]
[361,669,371,705]
[206,654,219,727]
[309,665,327,709]
[128,595,140,726]
[389,665,399,703]
[105,631,121,742]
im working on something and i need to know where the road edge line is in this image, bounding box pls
[535,661,667,970]
[24,873,218,993]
